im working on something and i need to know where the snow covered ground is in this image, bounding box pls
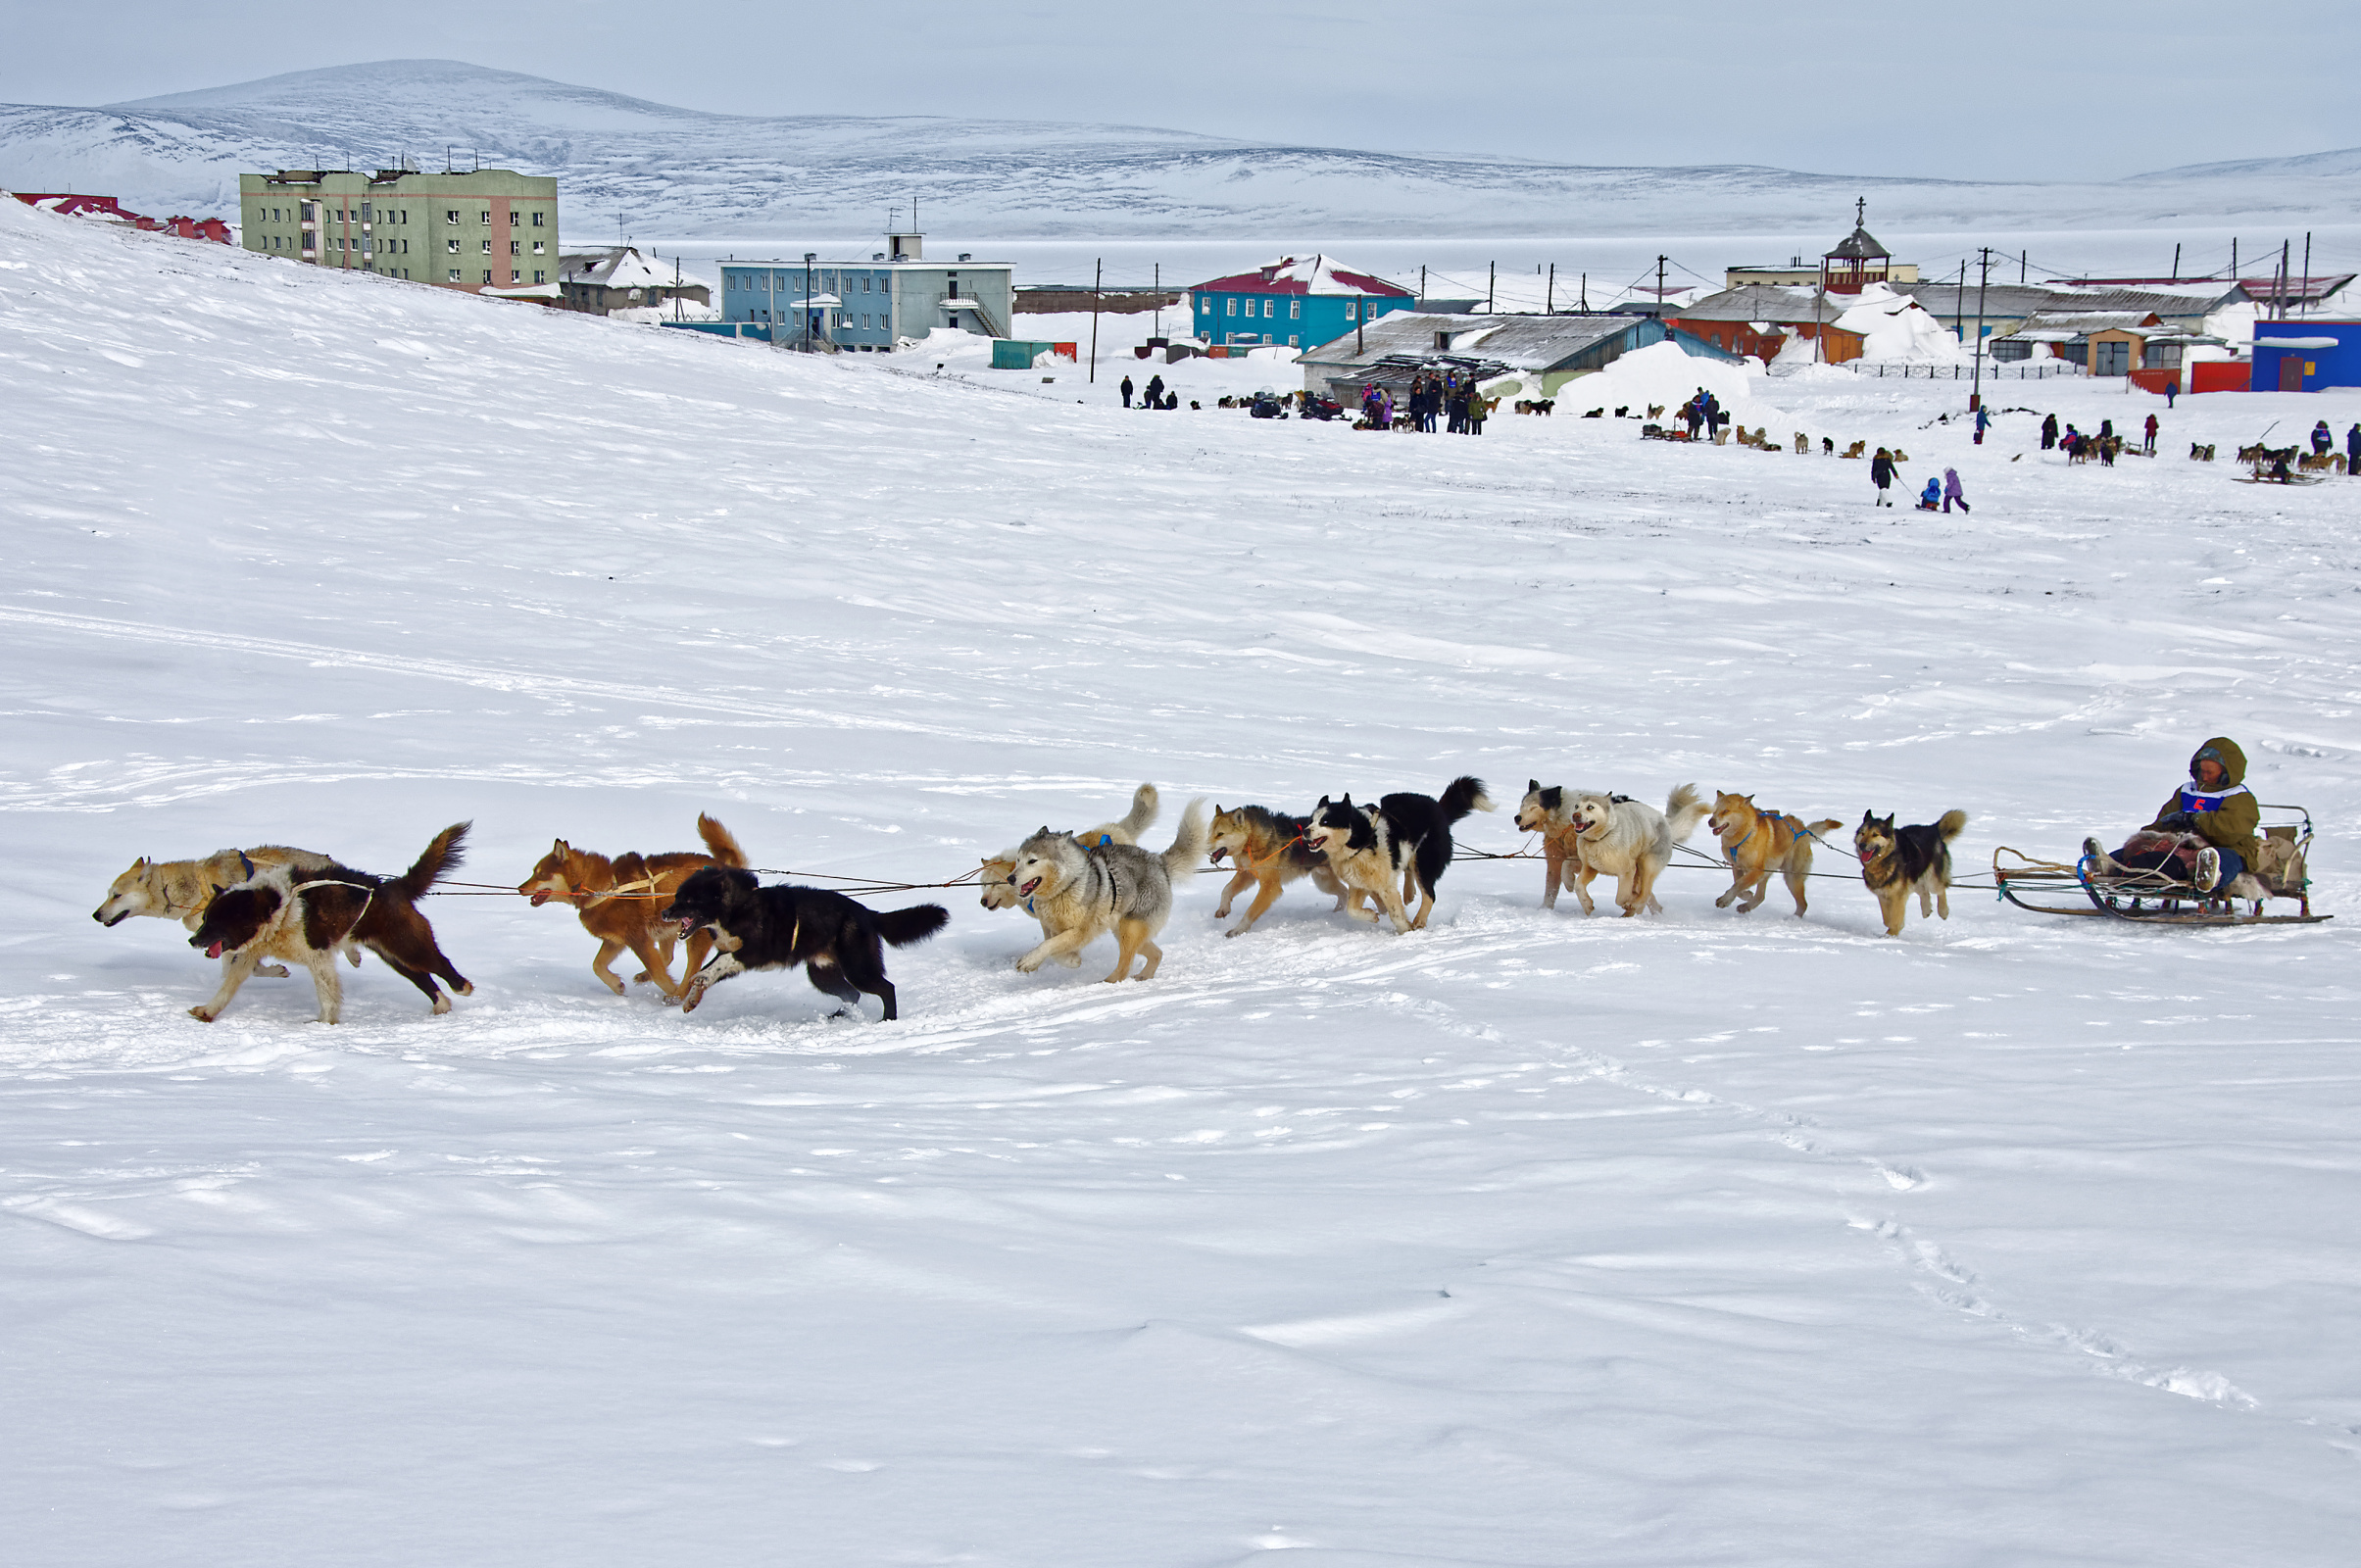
[6,200,2361,1567]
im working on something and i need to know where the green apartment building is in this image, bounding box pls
[239,168,561,293]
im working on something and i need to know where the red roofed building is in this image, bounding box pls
[11,192,232,245]
[1187,255,1414,349]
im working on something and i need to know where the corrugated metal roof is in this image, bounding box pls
[1668,286,1838,324]
[1825,224,1891,261]
[1895,282,2234,319]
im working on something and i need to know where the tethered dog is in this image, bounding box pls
[664,868,949,1020]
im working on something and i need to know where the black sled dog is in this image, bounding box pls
[663,867,950,1020]
[1306,775,1494,931]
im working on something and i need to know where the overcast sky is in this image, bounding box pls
[9,1,2355,182]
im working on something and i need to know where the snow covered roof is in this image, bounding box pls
[1898,282,2234,320]
[1189,255,1414,298]
[1993,311,2161,341]
[1298,312,1653,371]
[560,246,680,289]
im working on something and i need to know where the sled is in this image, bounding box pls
[1993,806,2331,926]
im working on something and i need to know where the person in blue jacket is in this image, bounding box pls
[1917,475,1943,511]
[1973,404,1991,445]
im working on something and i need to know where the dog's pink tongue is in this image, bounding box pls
[205,940,223,959]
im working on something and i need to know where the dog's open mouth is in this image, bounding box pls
[1018,877,1043,898]
[1208,847,1228,863]
[527,890,551,906]
[676,917,699,939]
[204,939,224,959]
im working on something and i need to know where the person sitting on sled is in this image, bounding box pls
[1916,475,1943,511]
[2084,736,2261,895]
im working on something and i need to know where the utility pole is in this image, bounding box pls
[803,251,814,351]
[1970,247,1992,412]
[2019,249,2026,284]
[1419,265,1426,303]
[2172,242,2180,280]
[2279,239,2291,318]
[2301,231,2312,315]
[2231,237,2238,277]
[1656,255,1667,312]
[1088,258,1102,383]
[1953,259,1967,345]
[1153,262,1161,339]
[1547,263,1554,315]
[1487,260,1496,313]
[1579,272,1589,312]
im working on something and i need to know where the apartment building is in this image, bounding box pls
[239,168,561,293]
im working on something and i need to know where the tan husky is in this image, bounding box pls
[1707,793,1842,916]
[1008,800,1208,982]
[1206,804,1347,936]
[1564,784,1709,917]
[95,845,346,981]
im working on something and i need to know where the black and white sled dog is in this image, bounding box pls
[663,868,949,1020]
[1305,776,1494,932]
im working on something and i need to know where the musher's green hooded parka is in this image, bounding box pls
[2149,736,2261,863]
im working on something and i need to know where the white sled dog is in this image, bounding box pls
[1563,784,1709,916]
[1008,799,1208,982]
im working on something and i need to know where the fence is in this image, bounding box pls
[1833,361,2082,379]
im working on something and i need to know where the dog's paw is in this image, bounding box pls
[431,994,452,1015]
[1224,924,1249,938]
[631,969,653,985]
[188,1005,218,1023]
[679,982,707,1013]
[1014,955,1045,973]
[455,981,473,996]
[599,975,626,996]
[256,963,290,979]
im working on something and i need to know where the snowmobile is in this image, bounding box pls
[1250,389,1290,419]
[1993,805,2330,926]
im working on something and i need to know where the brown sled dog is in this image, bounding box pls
[186,823,474,1023]
[1854,809,1967,936]
[517,814,747,1002]
[1206,804,1348,936]
[1708,793,1842,916]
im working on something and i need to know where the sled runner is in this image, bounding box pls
[1993,806,2330,926]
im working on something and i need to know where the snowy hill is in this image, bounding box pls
[5,199,2361,1565]
[0,58,2356,236]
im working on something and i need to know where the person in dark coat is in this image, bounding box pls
[2312,420,2334,456]
[1119,374,1134,408]
[2346,423,2360,475]
[1684,394,1704,439]
[1974,405,1991,445]
[2041,413,2058,450]
[2142,413,2158,455]
[1870,447,1897,506]
[1144,373,1164,407]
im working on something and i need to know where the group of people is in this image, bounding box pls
[1117,373,1181,411]
[1361,370,1493,434]
[2039,413,2127,466]
[1680,389,1727,441]
[2312,420,2361,473]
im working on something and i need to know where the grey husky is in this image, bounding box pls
[1009,799,1209,982]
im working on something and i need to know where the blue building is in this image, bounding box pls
[2251,320,2361,391]
[715,229,1012,352]
[1187,255,1416,350]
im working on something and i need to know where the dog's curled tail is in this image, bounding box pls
[1115,783,1160,841]
[1438,775,1495,824]
[1935,809,1969,841]
[1160,798,1211,878]
[698,813,748,868]
[393,821,471,902]
[877,904,951,947]
[1663,783,1709,843]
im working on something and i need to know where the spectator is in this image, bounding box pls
[1119,374,1134,408]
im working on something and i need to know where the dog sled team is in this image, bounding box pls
[91,736,2308,1026]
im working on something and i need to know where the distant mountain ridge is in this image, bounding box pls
[0,59,2352,237]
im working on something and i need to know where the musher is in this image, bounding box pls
[2084,737,2261,895]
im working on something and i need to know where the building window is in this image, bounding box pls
[448,269,462,281]
[510,240,520,256]
[1290,299,1301,318]
[531,240,543,254]
[509,270,519,283]
[480,211,492,224]
[1345,302,1357,320]
[1227,299,1237,316]
[1289,334,1300,347]
[1263,300,1273,318]
[482,270,493,284]
[509,211,519,226]
[447,239,460,254]
[2143,341,2184,368]
[534,270,545,284]
[481,239,492,254]
[300,202,317,221]
[447,210,460,223]
[531,212,544,227]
